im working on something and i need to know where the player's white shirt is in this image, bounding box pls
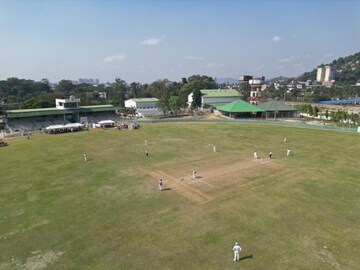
[233,245,241,252]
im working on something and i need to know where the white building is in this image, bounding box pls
[249,77,265,105]
[324,65,335,82]
[316,67,325,82]
[125,98,159,110]
[188,89,240,107]
[125,98,160,117]
[55,95,80,109]
[317,66,335,82]
[96,91,107,99]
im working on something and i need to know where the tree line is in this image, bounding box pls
[0,75,218,114]
[1,75,359,115]
[262,84,360,103]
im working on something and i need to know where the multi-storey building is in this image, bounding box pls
[316,66,335,83]
[324,65,335,82]
[316,67,325,82]
[249,76,265,105]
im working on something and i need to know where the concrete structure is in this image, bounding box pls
[249,77,265,105]
[5,103,121,133]
[238,75,253,84]
[188,89,240,107]
[4,95,121,133]
[317,65,335,83]
[324,65,335,82]
[55,95,80,109]
[125,98,158,110]
[125,98,161,117]
[316,67,325,82]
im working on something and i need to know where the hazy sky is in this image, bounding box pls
[0,0,359,83]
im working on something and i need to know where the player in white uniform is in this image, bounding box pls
[233,242,242,261]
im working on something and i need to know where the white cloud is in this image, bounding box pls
[104,53,126,63]
[141,38,161,46]
[272,36,281,43]
[184,55,204,61]
[278,56,295,63]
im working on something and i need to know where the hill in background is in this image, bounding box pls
[297,51,360,84]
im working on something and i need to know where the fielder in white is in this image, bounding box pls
[158,179,163,191]
[287,149,291,156]
[253,151,258,160]
[83,153,87,162]
[192,171,197,179]
[213,145,217,152]
[233,242,242,261]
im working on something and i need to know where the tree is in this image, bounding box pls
[109,78,128,106]
[55,80,75,96]
[191,89,202,109]
[239,83,251,101]
[312,105,319,117]
[21,98,47,109]
[179,75,217,105]
[168,96,182,116]
[157,97,170,116]
[147,79,169,98]
[0,105,5,115]
[129,82,142,98]
[33,81,51,94]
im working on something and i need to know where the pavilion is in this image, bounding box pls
[216,99,265,118]
[257,100,300,119]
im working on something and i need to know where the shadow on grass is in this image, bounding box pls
[239,254,253,261]
[162,188,172,191]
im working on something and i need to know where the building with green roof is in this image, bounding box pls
[216,99,265,118]
[188,89,240,107]
[6,105,121,119]
[257,100,300,118]
[124,98,161,117]
[4,96,123,132]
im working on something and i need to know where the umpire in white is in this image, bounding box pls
[233,242,241,261]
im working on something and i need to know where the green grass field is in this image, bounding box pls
[0,123,359,269]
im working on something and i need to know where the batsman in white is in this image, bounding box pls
[233,242,242,261]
